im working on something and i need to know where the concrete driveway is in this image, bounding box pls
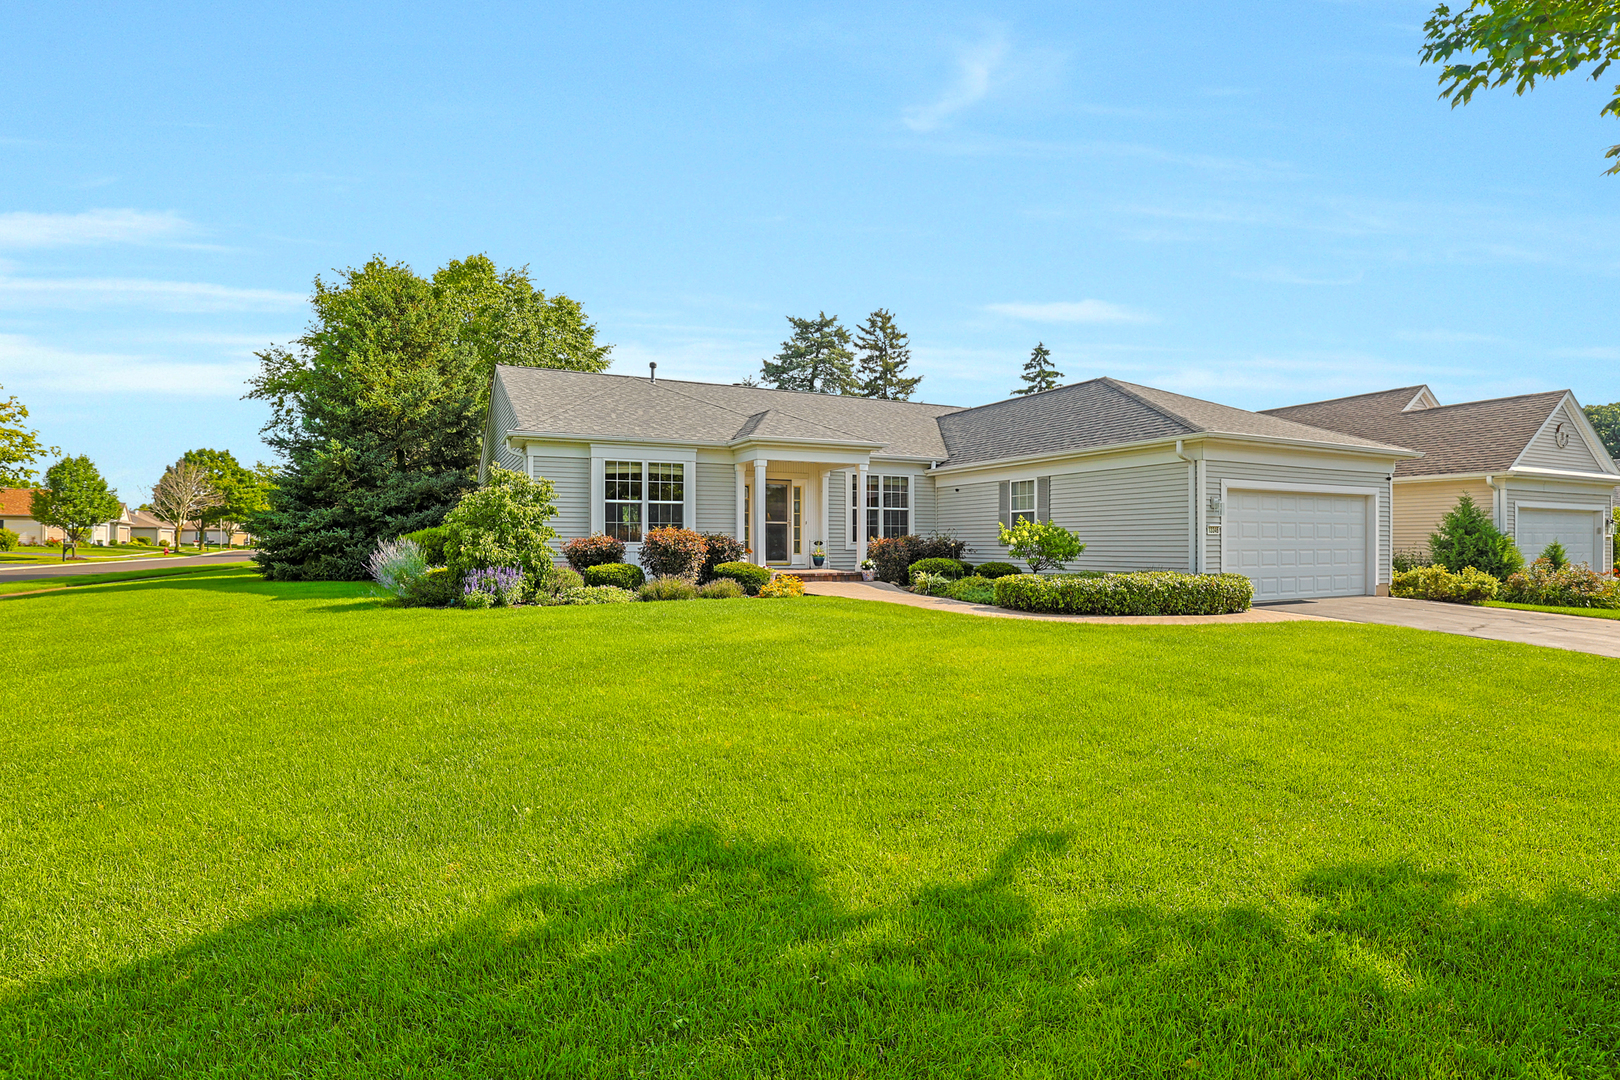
[1258,595,1620,659]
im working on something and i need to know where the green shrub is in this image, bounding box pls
[545,566,584,595]
[639,575,700,601]
[758,574,805,598]
[909,571,954,597]
[1390,564,1500,604]
[711,561,770,595]
[1428,494,1522,580]
[401,567,461,608]
[698,578,745,599]
[462,589,495,610]
[583,562,645,590]
[866,534,970,584]
[908,557,969,582]
[945,575,997,604]
[973,561,1021,580]
[994,571,1253,615]
[561,533,625,572]
[1390,548,1430,574]
[1538,541,1568,571]
[443,467,558,600]
[639,527,707,582]
[999,519,1085,574]
[1500,559,1618,608]
[556,585,637,605]
[400,526,449,566]
[698,532,746,582]
[0,527,19,552]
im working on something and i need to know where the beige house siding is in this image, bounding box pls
[530,452,590,551]
[1517,401,1605,472]
[0,516,61,545]
[1391,478,1493,555]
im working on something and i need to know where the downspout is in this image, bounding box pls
[1484,473,1502,535]
[1174,439,1201,573]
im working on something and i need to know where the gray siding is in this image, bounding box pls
[825,469,857,569]
[489,383,524,472]
[934,479,1004,565]
[695,463,736,536]
[1049,462,1191,572]
[1504,479,1615,543]
[1517,402,1605,472]
[1207,461,1392,584]
[531,454,590,551]
[912,473,938,536]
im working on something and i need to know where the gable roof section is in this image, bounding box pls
[1262,388,1583,477]
[0,488,40,516]
[936,378,1411,467]
[495,366,959,458]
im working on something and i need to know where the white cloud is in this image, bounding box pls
[0,209,192,248]
[903,30,1009,132]
[0,276,305,312]
[985,300,1153,324]
[0,334,256,396]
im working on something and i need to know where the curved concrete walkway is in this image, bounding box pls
[803,580,1620,657]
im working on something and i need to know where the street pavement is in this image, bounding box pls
[0,550,254,582]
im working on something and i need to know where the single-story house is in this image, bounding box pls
[128,509,176,546]
[481,365,1424,600]
[0,487,62,545]
[1263,386,1619,570]
[91,503,134,546]
[180,526,250,546]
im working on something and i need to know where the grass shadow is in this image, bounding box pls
[4,826,1617,1076]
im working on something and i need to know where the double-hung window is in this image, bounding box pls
[646,462,684,529]
[1009,479,1036,525]
[605,460,684,541]
[604,461,643,542]
[851,473,910,540]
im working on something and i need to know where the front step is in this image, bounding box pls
[772,568,866,582]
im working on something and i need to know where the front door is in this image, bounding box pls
[764,481,803,565]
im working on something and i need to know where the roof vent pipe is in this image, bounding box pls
[649,362,657,385]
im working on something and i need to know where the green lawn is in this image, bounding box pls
[3,569,1617,1077]
[1487,600,1620,621]
[0,561,255,595]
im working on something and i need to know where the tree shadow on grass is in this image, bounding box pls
[4,826,1616,1077]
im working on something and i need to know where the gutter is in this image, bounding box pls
[928,430,1421,476]
[1175,439,1202,573]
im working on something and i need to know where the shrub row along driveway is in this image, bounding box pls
[1258,594,1620,659]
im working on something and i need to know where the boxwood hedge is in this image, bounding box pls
[582,562,645,590]
[711,561,771,596]
[993,571,1253,616]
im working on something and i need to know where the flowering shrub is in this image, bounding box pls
[367,537,427,600]
[867,534,970,584]
[1390,564,1500,604]
[1500,558,1619,608]
[639,527,707,581]
[463,565,524,607]
[758,574,805,598]
[443,467,557,600]
[562,533,626,572]
[698,532,746,582]
[999,519,1085,574]
[995,571,1253,615]
[400,526,449,566]
[711,561,770,595]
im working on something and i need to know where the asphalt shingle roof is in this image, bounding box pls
[935,378,1409,467]
[0,488,40,516]
[1262,387,1568,476]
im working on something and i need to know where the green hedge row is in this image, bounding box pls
[993,571,1254,616]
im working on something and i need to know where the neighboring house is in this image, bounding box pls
[482,366,1422,600]
[180,526,250,546]
[1263,386,1619,570]
[128,509,176,546]
[0,487,62,545]
[91,503,135,546]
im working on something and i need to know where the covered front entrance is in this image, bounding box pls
[736,452,880,570]
[762,480,803,565]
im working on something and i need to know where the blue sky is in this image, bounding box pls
[3,2,1618,498]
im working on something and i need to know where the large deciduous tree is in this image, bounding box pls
[0,383,59,487]
[853,309,923,401]
[247,255,611,581]
[1584,401,1620,456]
[181,448,273,550]
[30,456,122,561]
[759,313,855,394]
[1013,342,1063,396]
[151,458,221,550]
[1422,0,1620,172]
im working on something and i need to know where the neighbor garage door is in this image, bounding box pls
[1226,490,1368,600]
[1516,508,1597,569]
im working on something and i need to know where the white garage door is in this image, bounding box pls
[1516,508,1597,568]
[1226,490,1368,600]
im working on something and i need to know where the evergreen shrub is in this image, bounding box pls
[583,562,645,590]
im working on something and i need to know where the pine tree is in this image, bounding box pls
[1013,342,1062,396]
[759,313,854,394]
[1428,493,1523,580]
[853,309,922,400]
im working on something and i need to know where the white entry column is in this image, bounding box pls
[752,459,767,564]
[734,464,746,548]
[856,461,869,568]
[819,470,830,560]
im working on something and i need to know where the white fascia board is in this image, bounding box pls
[930,431,1419,479]
[1502,466,1620,484]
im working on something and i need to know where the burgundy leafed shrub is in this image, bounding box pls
[639,527,708,582]
[562,532,626,572]
[698,532,746,583]
[867,534,970,584]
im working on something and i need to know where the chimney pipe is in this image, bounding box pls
[649,362,657,385]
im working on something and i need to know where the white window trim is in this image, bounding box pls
[848,471,913,546]
[589,448,698,547]
[1009,478,1037,527]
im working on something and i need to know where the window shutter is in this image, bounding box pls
[997,480,1010,540]
[1037,476,1052,522]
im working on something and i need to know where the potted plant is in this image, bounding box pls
[860,557,875,581]
[811,541,826,568]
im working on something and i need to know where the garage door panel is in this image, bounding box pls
[1516,508,1598,569]
[1226,488,1369,599]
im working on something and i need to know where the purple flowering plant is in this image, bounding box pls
[462,565,525,608]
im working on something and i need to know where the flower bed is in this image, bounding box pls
[993,571,1253,616]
